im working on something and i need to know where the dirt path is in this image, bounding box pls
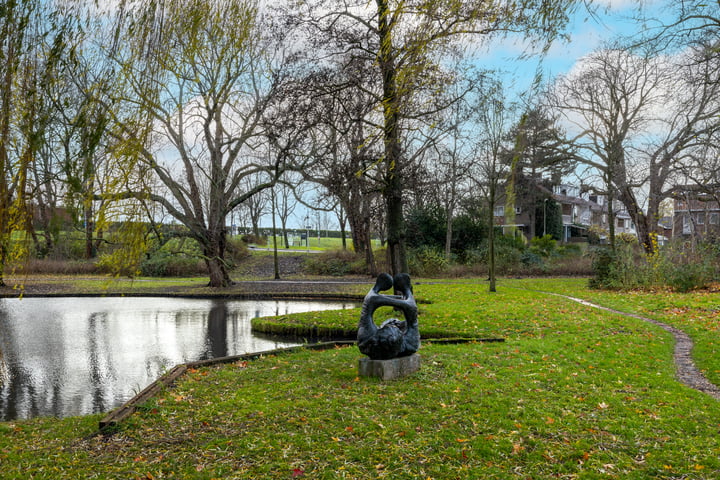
[552,293,720,401]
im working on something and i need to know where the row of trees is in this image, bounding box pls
[1,0,718,287]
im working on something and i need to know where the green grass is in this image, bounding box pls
[509,277,720,389]
[2,278,720,478]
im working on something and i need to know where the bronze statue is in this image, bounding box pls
[357,273,419,360]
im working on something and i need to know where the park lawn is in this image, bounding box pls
[509,277,720,390]
[2,280,720,478]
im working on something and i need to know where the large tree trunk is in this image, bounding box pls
[204,219,231,287]
[205,242,231,288]
[377,0,407,276]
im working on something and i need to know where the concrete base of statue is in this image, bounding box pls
[358,354,421,380]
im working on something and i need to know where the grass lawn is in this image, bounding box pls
[2,278,720,478]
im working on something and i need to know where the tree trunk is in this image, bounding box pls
[488,185,497,293]
[445,183,455,260]
[0,8,15,287]
[84,194,95,259]
[204,227,231,288]
[377,0,407,276]
[339,217,347,250]
[348,211,376,275]
[607,189,616,252]
[271,188,280,279]
[618,185,656,255]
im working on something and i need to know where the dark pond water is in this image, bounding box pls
[0,297,354,421]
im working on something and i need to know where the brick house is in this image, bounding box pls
[672,186,720,240]
[493,183,641,243]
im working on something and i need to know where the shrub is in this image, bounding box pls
[405,206,447,250]
[659,240,718,292]
[226,236,250,265]
[139,252,205,277]
[10,258,100,275]
[139,236,207,277]
[588,243,649,290]
[557,243,582,257]
[407,246,448,276]
[452,213,487,256]
[529,235,557,257]
[303,249,362,276]
[521,251,544,268]
[241,234,267,246]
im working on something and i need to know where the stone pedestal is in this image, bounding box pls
[358,354,421,380]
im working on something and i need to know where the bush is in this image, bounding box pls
[660,240,718,292]
[303,249,362,276]
[241,234,267,246]
[521,251,544,268]
[588,244,649,290]
[590,238,719,292]
[10,258,100,275]
[529,235,557,257]
[557,243,582,257]
[664,262,715,293]
[139,252,205,277]
[226,236,250,265]
[452,213,487,257]
[405,206,447,250]
[407,246,448,276]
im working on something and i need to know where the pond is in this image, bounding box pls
[0,297,354,421]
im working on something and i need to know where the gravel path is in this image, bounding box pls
[555,293,720,400]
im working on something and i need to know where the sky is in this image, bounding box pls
[476,0,669,98]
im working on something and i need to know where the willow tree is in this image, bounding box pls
[109,0,287,287]
[0,0,29,286]
[289,0,590,275]
[0,0,73,285]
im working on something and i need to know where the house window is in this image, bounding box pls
[710,212,719,225]
[697,213,705,225]
[514,207,522,215]
[494,206,504,217]
[617,218,624,228]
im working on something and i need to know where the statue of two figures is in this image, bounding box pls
[357,273,419,360]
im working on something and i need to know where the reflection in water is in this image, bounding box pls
[0,297,352,421]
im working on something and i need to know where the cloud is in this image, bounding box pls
[592,0,662,11]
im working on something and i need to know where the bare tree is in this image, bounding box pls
[107,0,292,287]
[471,78,515,292]
[549,45,720,254]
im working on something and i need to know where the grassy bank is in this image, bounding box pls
[2,278,720,478]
